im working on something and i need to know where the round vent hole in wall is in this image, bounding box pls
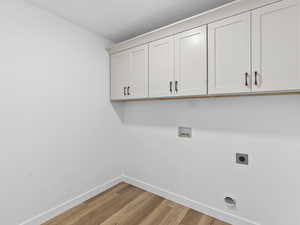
[224,196,236,209]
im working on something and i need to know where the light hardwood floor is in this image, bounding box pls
[43,182,231,225]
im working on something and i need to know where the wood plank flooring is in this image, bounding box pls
[43,182,231,225]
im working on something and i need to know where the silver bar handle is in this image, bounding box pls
[127,86,130,96]
[245,72,249,87]
[254,71,258,86]
[169,81,173,93]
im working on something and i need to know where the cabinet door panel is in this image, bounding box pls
[128,45,148,99]
[208,12,251,94]
[252,0,300,92]
[111,51,130,100]
[149,37,174,98]
[174,26,207,96]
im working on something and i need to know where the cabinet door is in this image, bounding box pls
[252,0,300,92]
[208,12,251,94]
[128,45,149,99]
[111,51,130,100]
[149,37,174,98]
[174,26,207,96]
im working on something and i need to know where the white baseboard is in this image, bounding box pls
[122,175,260,225]
[19,176,123,225]
[19,175,259,225]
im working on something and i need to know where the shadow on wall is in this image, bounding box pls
[111,101,125,123]
[117,95,300,138]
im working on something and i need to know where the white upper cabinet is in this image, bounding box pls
[208,12,251,95]
[128,45,149,99]
[174,26,207,96]
[111,44,148,100]
[110,0,300,101]
[149,37,174,98]
[252,0,300,92]
[111,51,130,100]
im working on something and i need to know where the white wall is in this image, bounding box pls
[2,1,300,225]
[0,1,125,225]
[123,95,300,225]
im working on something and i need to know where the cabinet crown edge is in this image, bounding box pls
[107,0,282,55]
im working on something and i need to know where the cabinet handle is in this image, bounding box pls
[254,71,258,86]
[123,87,127,96]
[175,81,178,93]
[245,72,249,87]
[169,81,173,93]
[127,86,130,96]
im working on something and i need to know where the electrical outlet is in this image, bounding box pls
[236,153,249,165]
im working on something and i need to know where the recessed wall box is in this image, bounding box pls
[178,127,192,138]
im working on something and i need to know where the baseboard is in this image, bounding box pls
[19,175,259,225]
[122,175,260,225]
[19,176,123,225]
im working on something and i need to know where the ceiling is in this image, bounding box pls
[27,0,234,43]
